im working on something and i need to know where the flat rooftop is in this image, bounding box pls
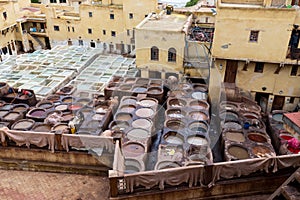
[137,12,188,32]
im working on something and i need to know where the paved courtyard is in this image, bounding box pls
[0,170,109,200]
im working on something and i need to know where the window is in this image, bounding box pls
[129,13,133,19]
[291,65,298,76]
[151,46,159,61]
[168,48,176,62]
[54,25,60,31]
[249,30,259,42]
[3,12,7,20]
[289,97,295,104]
[149,70,161,78]
[254,62,264,73]
[145,15,148,18]
[67,26,70,32]
[50,0,57,3]
[103,30,106,35]
[60,0,66,3]
[89,12,93,17]
[111,31,116,37]
[72,27,75,32]
[90,41,96,48]
[127,29,130,36]
[110,14,114,19]
[88,28,92,34]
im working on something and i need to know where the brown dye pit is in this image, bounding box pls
[62,97,74,103]
[125,78,136,84]
[5,93,17,98]
[248,133,267,143]
[240,103,261,112]
[166,120,185,130]
[164,132,184,145]
[123,143,145,157]
[62,113,74,121]
[13,105,28,112]
[116,113,132,121]
[54,124,69,131]
[252,145,271,156]
[169,99,186,108]
[139,99,156,107]
[120,105,136,113]
[228,146,249,159]
[132,119,152,130]
[46,95,60,102]
[32,124,52,132]
[4,112,20,120]
[221,103,238,110]
[187,135,208,145]
[127,128,149,141]
[12,120,35,130]
[119,85,132,91]
[135,108,154,118]
[147,87,162,94]
[225,132,245,142]
[223,122,242,130]
[110,121,129,131]
[189,122,208,132]
[19,95,28,100]
[136,78,149,85]
[0,110,8,117]
[190,100,208,109]
[189,111,208,121]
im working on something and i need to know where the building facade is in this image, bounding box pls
[211,0,300,112]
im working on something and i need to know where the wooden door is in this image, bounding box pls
[224,60,238,83]
[272,96,285,111]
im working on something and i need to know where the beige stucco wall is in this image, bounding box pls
[135,29,185,74]
[212,7,297,63]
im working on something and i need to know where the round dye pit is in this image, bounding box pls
[167,109,186,119]
[12,104,28,112]
[122,98,137,105]
[120,105,136,113]
[228,145,249,159]
[125,159,143,174]
[247,133,268,143]
[61,96,75,103]
[132,86,147,93]
[3,112,20,121]
[92,113,105,121]
[115,113,132,121]
[119,84,132,91]
[76,98,91,106]
[110,121,129,131]
[127,128,149,141]
[32,124,52,132]
[37,101,53,109]
[52,124,69,133]
[62,113,74,121]
[166,120,185,130]
[169,99,187,108]
[240,103,261,113]
[147,87,162,94]
[225,131,245,143]
[123,142,145,157]
[1,104,13,110]
[156,161,181,170]
[272,113,283,123]
[243,113,259,120]
[187,135,208,146]
[46,95,61,102]
[135,108,154,118]
[188,121,208,133]
[124,78,136,84]
[55,104,68,112]
[132,119,152,130]
[220,102,238,110]
[11,119,35,130]
[189,111,208,121]
[191,92,208,100]
[219,111,239,121]
[0,110,9,117]
[280,134,294,141]
[190,100,209,110]
[68,103,83,111]
[223,121,242,130]
[164,132,184,145]
[139,99,157,107]
[136,78,149,85]
[252,145,272,157]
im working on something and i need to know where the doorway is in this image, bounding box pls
[45,37,51,49]
[255,92,269,113]
[224,60,238,83]
[272,95,285,111]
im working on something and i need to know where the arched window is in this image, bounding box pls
[168,48,176,62]
[151,46,159,61]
